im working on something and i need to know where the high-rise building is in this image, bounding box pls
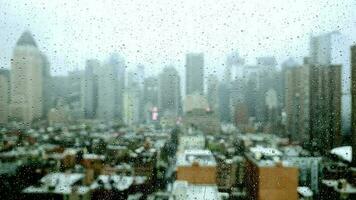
[207,74,219,112]
[218,82,231,122]
[255,57,279,125]
[81,59,99,118]
[159,66,181,117]
[285,64,310,143]
[115,54,126,120]
[41,54,52,118]
[143,76,159,123]
[10,31,44,124]
[123,71,141,125]
[310,32,351,134]
[185,53,204,96]
[97,60,118,120]
[351,45,356,166]
[96,54,125,121]
[66,70,84,119]
[0,69,10,124]
[309,64,342,153]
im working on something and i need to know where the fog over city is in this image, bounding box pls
[1,1,356,200]
[0,0,355,76]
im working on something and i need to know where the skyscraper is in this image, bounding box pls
[81,59,99,118]
[143,76,159,123]
[123,71,141,125]
[159,66,181,117]
[309,64,341,153]
[185,53,204,96]
[97,59,118,120]
[0,69,10,124]
[207,74,219,112]
[310,32,351,134]
[351,45,356,165]
[10,31,44,124]
[96,54,125,121]
[285,64,310,143]
[41,53,52,118]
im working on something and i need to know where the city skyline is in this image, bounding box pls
[0,0,355,77]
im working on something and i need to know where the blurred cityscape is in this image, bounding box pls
[1,1,356,200]
[0,29,355,200]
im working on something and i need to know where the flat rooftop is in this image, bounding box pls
[172,181,221,200]
[176,149,216,167]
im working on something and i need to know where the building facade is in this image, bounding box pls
[10,31,44,124]
[185,53,204,96]
[0,69,10,124]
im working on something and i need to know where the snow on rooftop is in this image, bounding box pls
[172,181,221,200]
[176,149,216,167]
[330,146,352,162]
[91,175,134,191]
[24,173,85,194]
[297,186,313,197]
[250,146,282,157]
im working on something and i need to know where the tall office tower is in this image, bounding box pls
[66,70,84,119]
[10,31,44,124]
[123,71,141,125]
[185,53,204,96]
[0,69,10,124]
[134,64,145,123]
[41,54,52,118]
[285,64,310,143]
[143,76,159,123]
[310,32,351,134]
[159,66,181,117]
[309,64,341,153]
[97,58,119,120]
[207,74,219,112]
[255,57,279,125]
[218,83,231,122]
[111,54,126,119]
[351,45,356,166]
[81,59,100,118]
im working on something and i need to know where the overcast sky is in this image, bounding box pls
[0,0,355,76]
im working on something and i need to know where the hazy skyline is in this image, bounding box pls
[0,0,355,77]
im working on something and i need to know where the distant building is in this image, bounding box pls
[10,31,44,124]
[185,53,204,95]
[158,66,181,118]
[123,71,141,125]
[310,32,351,134]
[351,45,356,166]
[309,64,342,153]
[143,76,159,123]
[81,59,99,118]
[66,70,84,119]
[183,94,220,134]
[218,83,231,122]
[0,69,10,124]
[207,74,219,112]
[285,64,310,143]
[97,56,119,120]
[41,54,52,118]
[123,86,140,126]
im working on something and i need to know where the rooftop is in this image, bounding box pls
[16,31,37,47]
[172,181,222,200]
[176,149,216,167]
[23,172,85,194]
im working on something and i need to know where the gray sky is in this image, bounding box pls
[0,0,355,76]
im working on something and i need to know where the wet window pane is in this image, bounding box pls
[0,1,355,200]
